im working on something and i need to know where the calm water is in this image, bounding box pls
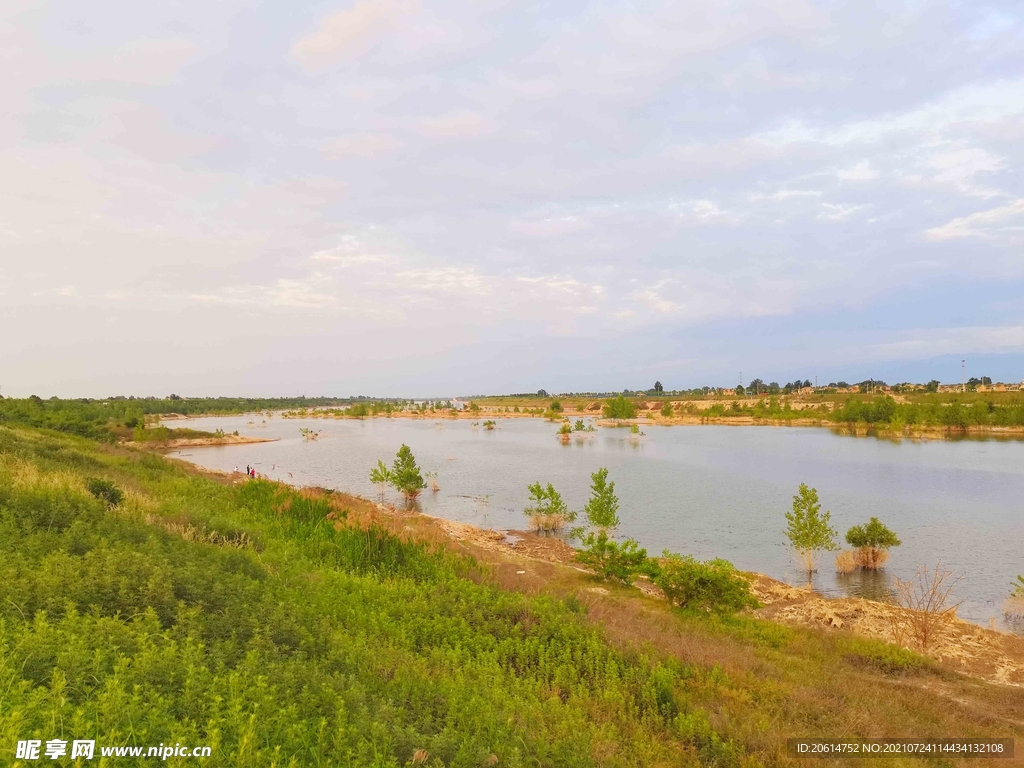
[167,415,1024,630]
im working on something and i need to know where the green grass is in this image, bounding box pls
[1,425,1021,767]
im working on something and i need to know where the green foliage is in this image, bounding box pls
[369,459,392,495]
[85,477,123,508]
[842,637,927,676]
[482,419,496,429]
[557,420,572,434]
[0,425,717,766]
[583,467,619,530]
[660,401,673,417]
[845,517,901,549]
[549,399,563,412]
[602,395,638,419]
[524,482,576,532]
[653,553,759,614]
[1013,575,1024,598]
[785,484,838,573]
[575,531,651,585]
[390,443,426,500]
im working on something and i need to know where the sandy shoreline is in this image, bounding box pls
[127,434,278,449]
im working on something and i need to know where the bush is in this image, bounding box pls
[835,550,858,574]
[845,517,901,569]
[524,482,576,534]
[660,402,673,417]
[602,396,637,419]
[575,531,651,585]
[653,553,759,614]
[85,477,123,508]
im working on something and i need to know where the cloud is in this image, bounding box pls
[322,134,402,158]
[836,161,879,181]
[925,199,1024,240]
[819,203,870,221]
[292,0,417,71]
[866,326,1024,359]
[414,111,496,139]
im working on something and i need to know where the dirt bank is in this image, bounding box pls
[126,434,277,449]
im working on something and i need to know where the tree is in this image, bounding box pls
[660,401,673,417]
[926,380,940,392]
[785,484,837,576]
[549,399,563,412]
[575,533,650,586]
[390,444,426,501]
[369,460,392,500]
[653,381,664,393]
[537,389,549,397]
[583,467,619,531]
[845,517,901,569]
[602,395,637,419]
[524,482,576,533]
[735,384,745,396]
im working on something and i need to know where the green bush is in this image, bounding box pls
[653,553,759,614]
[85,477,123,508]
[602,395,638,419]
[785,483,837,575]
[575,531,651,585]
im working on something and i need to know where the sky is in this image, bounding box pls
[2,0,1023,397]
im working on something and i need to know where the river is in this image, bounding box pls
[166,414,1024,631]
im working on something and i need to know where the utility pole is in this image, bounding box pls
[961,359,966,393]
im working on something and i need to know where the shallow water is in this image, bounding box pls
[167,415,1024,630]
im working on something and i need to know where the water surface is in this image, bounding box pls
[167,415,1024,630]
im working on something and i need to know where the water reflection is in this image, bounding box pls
[836,569,895,602]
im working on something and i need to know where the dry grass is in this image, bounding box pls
[834,550,858,574]
[855,546,890,569]
[889,563,963,654]
[528,512,569,534]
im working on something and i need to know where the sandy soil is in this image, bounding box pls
[126,435,277,449]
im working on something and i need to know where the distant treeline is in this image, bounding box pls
[699,395,1024,428]
[0,396,350,441]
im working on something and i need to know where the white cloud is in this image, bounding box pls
[292,0,417,71]
[819,203,870,221]
[925,199,1024,240]
[837,161,879,181]
[323,134,402,158]
[414,111,496,139]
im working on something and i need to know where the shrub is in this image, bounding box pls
[888,563,962,653]
[85,478,123,508]
[389,444,426,501]
[549,399,563,412]
[524,482,576,534]
[845,517,901,569]
[660,402,673,417]
[482,420,496,430]
[575,531,651,585]
[835,550,858,574]
[784,484,837,575]
[603,395,637,419]
[653,553,758,614]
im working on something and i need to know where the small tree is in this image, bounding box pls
[369,460,391,500]
[785,484,837,576]
[524,482,576,534]
[602,396,637,420]
[845,517,901,569]
[660,401,673,417]
[390,444,426,501]
[549,399,563,412]
[583,468,619,531]
[653,381,664,393]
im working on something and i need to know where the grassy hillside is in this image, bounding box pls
[1,425,1021,766]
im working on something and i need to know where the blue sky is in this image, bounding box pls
[2,0,1023,397]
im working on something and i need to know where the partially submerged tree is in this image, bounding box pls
[390,444,426,501]
[785,484,838,576]
[524,482,576,534]
[369,460,391,500]
[845,517,901,569]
